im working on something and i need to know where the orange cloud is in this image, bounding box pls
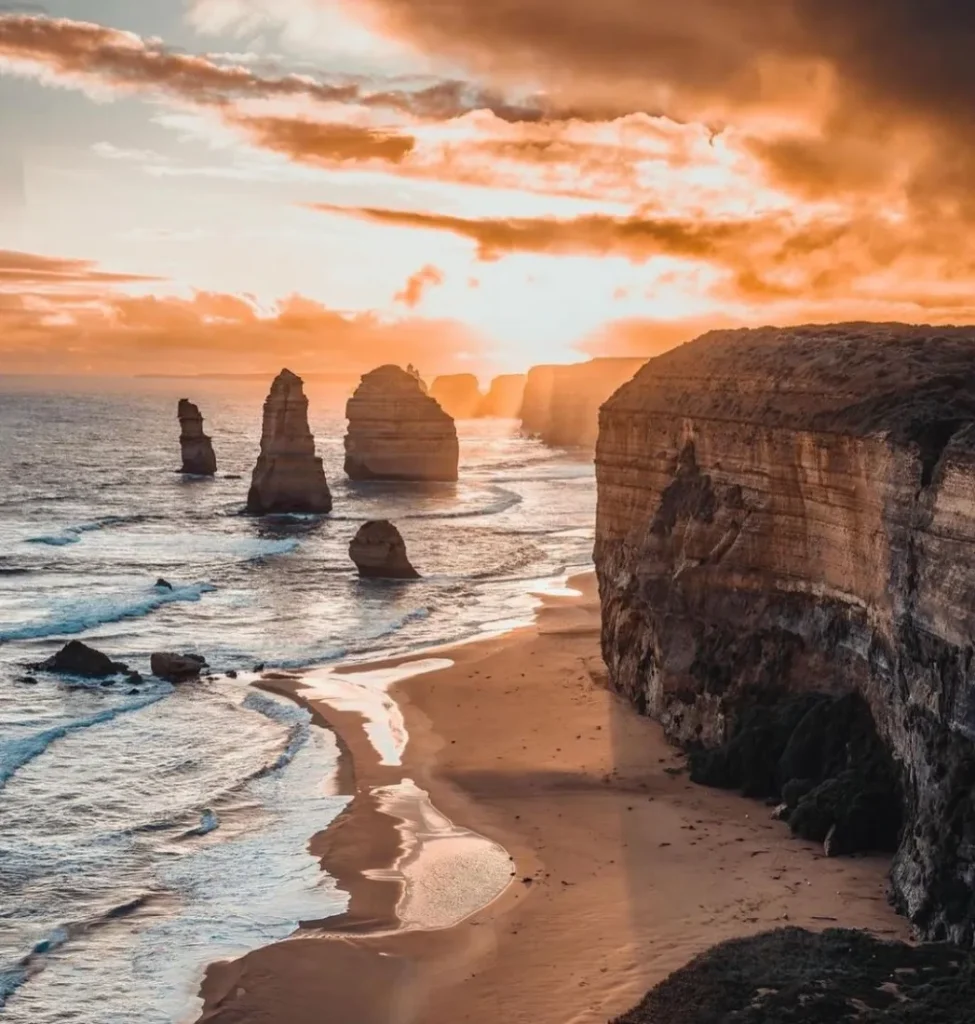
[0,249,159,286]
[394,264,444,308]
[233,114,415,164]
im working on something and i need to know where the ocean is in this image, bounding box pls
[0,376,596,1023]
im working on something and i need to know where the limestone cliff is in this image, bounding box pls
[430,374,481,419]
[478,373,526,418]
[521,358,647,447]
[594,323,975,943]
[247,369,332,514]
[178,399,217,476]
[345,365,459,482]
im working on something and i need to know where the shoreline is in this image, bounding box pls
[196,572,909,1024]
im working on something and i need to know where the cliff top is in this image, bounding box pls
[606,323,975,441]
[269,368,304,393]
[355,364,430,395]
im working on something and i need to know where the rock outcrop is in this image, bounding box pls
[345,365,459,482]
[521,358,648,448]
[613,927,974,1023]
[151,652,207,682]
[247,369,333,514]
[430,374,482,419]
[594,323,975,943]
[177,399,217,476]
[349,520,420,579]
[35,641,128,678]
[478,373,526,418]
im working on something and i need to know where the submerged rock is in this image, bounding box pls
[247,369,333,515]
[150,652,207,682]
[155,578,173,591]
[349,520,420,579]
[613,927,975,1023]
[594,323,975,942]
[178,399,217,476]
[36,641,128,678]
[344,365,458,482]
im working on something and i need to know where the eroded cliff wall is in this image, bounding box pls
[594,324,975,943]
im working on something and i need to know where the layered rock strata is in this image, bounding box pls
[430,374,481,419]
[247,369,332,514]
[521,358,648,447]
[594,323,975,943]
[349,520,420,579]
[345,365,459,482]
[177,399,217,476]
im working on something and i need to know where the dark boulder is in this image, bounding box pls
[35,641,129,679]
[150,652,207,682]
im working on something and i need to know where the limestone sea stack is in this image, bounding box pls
[247,369,333,514]
[521,357,648,448]
[349,520,420,579]
[430,373,481,419]
[594,323,975,943]
[344,365,459,482]
[478,373,526,418]
[178,399,217,476]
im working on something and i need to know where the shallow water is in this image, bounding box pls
[0,376,595,1022]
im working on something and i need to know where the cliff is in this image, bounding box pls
[247,369,333,514]
[430,374,481,419]
[177,399,217,476]
[521,358,648,447]
[345,365,459,482]
[478,373,526,418]
[594,323,975,943]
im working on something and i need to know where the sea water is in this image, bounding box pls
[0,376,596,1022]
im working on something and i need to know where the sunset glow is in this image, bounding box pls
[2,1,974,375]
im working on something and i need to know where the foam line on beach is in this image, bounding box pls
[299,659,452,766]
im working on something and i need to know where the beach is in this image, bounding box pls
[196,572,908,1024]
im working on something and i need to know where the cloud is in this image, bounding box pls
[0,249,159,286]
[233,114,415,163]
[394,263,443,307]
[0,249,486,376]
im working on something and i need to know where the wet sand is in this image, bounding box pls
[196,572,908,1024]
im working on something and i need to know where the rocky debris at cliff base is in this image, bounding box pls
[689,693,903,856]
[177,399,217,476]
[151,652,207,682]
[344,364,459,482]
[349,520,420,580]
[612,927,974,1024]
[247,368,333,515]
[34,641,129,678]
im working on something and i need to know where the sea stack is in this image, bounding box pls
[430,374,481,419]
[344,365,459,482]
[247,369,332,515]
[594,323,975,944]
[178,399,217,476]
[478,373,526,418]
[349,520,420,579]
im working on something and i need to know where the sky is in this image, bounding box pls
[1,0,974,376]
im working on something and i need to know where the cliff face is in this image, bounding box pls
[430,374,482,419]
[521,358,648,447]
[345,365,459,482]
[177,399,217,476]
[247,368,332,514]
[478,373,526,418]
[594,324,975,943]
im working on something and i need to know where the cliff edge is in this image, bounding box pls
[594,323,975,943]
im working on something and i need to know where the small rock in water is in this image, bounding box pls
[253,663,266,673]
[126,671,143,685]
[226,669,238,679]
[17,675,38,685]
[349,520,420,580]
[151,652,207,682]
[155,578,174,591]
[35,640,129,679]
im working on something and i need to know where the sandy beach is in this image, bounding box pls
[196,573,908,1024]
